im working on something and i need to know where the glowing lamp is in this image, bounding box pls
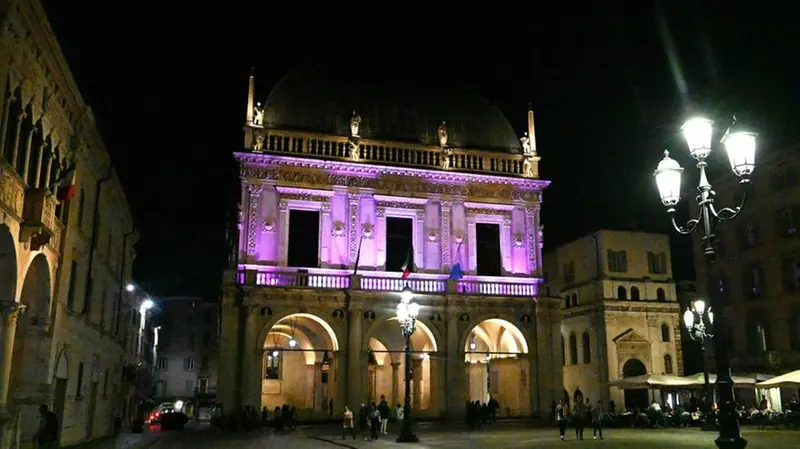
[396,302,409,323]
[682,117,714,160]
[400,286,414,303]
[140,299,154,314]
[654,151,683,207]
[707,309,715,325]
[126,283,135,292]
[408,302,420,319]
[721,131,757,177]
[174,400,184,411]
[288,338,297,349]
[692,298,706,315]
[469,340,477,351]
[272,350,279,357]
[683,309,694,329]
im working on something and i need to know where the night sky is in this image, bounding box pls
[41,2,800,300]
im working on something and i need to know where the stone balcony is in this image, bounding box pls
[0,161,25,219]
[234,267,540,297]
[0,162,62,251]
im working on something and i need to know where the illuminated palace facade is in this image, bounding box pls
[219,66,563,420]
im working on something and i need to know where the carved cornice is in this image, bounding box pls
[464,202,515,211]
[376,201,423,211]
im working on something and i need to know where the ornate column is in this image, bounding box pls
[391,362,400,407]
[445,312,465,419]
[10,112,24,170]
[0,96,14,157]
[43,152,55,191]
[501,216,512,274]
[376,207,386,269]
[320,201,332,267]
[414,210,424,271]
[278,198,289,265]
[33,142,45,188]
[440,201,452,271]
[467,216,477,273]
[524,206,540,276]
[348,194,360,266]
[21,128,34,185]
[245,185,263,262]
[346,307,364,408]
[0,303,26,412]
[428,353,443,416]
[243,306,262,409]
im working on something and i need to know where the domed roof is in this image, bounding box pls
[262,65,522,153]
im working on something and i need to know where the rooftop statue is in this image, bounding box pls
[520,132,533,156]
[437,121,448,147]
[253,102,264,126]
[350,110,361,137]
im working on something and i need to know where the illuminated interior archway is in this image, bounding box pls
[464,318,530,415]
[261,313,339,411]
[0,225,16,304]
[363,318,440,411]
[11,253,52,385]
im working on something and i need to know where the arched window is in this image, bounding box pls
[582,332,591,364]
[617,286,627,300]
[661,323,670,342]
[561,336,566,366]
[747,317,771,353]
[631,286,640,300]
[564,296,570,309]
[569,333,578,365]
[664,354,673,374]
[657,288,666,302]
[572,293,578,307]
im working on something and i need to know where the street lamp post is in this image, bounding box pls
[683,298,716,429]
[396,286,420,443]
[654,116,756,449]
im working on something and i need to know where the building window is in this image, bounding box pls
[647,251,668,274]
[571,293,578,307]
[781,256,800,293]
[198,377,209,394]
[83,276,94,316]
[664,354,673,374]
[184,357,195,371]
[569,333,578,365]
[657,288,666,302]
[476,223,502,276]
[67,262,79,311]
[103,368,109,397]
[744,264,765,299]
[607,250,628,273]
[287,209,320,268]
[582,332,591,364]
[563,261,575,284]
[789,315,800,350]
[264,351,281,379]
[775,206,800,237]
[630,286,640,301]
[736,222,759,249]
[155,381,166,397]
[76,362,85,399]
[386,217,413,273]
[156,357,168,371]
[718,273,729,303]
[661,323,671,342]
[185,379,194,396]
[561,336,566,366]
[747,318,771,354]
[77,189,85,228]
[617,286,627,300]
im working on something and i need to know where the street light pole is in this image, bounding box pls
[655,117,756,449]
[683,299,716,430]
[396,286,420,443]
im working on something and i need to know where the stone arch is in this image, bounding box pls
[54,348,68,379]
[460,315,531,356]
[621,358,647,377]
[256,310,341,352]
[0,224,17,303]
[19,253,51,324]
[362,315,442,354]
[620,358,648,410]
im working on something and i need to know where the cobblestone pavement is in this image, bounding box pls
[112,423,800,449]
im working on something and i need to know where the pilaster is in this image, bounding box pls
[320,201,332,267]
[414,209,424,271]
[445,311,465,419]
[278,198,289,265]
[246,184,263,261]
[0,302,25,412]
[440,201,452,271]
[376,207,386,269]
[348,194,360,266]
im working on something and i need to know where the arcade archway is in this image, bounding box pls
[464,319,530,415]
[11,253,52,385]
[0,225,16,304]
[363,318,438,411]
[621,358,648,411]
[261,313,339,411]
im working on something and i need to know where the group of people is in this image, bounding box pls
[342,396,404,441]
[554,398,605,441]
[465,398,500,430]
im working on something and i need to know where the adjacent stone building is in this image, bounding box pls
[543,230,682,411]
[692,144,800,374]
[219,66,562,420]
[0,1,142,446]
[152,298,219,403]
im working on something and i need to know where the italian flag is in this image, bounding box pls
[401,248,412,279]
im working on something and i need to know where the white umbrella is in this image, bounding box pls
[755,370,800,389]
[610,374,695,389]
[681,373,761,388]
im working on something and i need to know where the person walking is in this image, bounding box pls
[33,404,59,449]
[379,397,390,434]
[573,397,585,440]
[555,399,567,441]
[369,404,381,440]
[593,400,605,440]
[342,406,356,440]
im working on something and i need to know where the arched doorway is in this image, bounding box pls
[11,254,52,384]
[464,319,530,416]
[0,224,16,303]
[621,358,648,411]
[261,313,339,412]
[364,318,438,411]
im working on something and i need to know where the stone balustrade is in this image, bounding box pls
[236,268,540,297]
[19,187,59,251]
[0,161,26,218]
[251,128,529,177]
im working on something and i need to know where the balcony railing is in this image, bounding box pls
[235,268,540,297]
[0,161,25,218]
[249,128,530,177]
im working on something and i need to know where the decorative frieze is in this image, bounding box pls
[441,202,451,267]
[246,185,263,256]
[348,194,359,263]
